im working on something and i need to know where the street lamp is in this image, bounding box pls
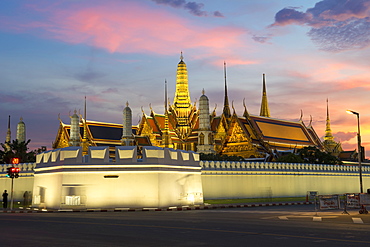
[346,110,363,193]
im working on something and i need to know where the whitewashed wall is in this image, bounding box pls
[200,161,370,199]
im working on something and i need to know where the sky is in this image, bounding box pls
[1,0,370,158]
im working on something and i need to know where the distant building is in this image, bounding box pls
[53,53,350,160]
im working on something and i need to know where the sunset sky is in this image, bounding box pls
[1,0,370,158]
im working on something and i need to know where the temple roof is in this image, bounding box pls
[249,115,320,146]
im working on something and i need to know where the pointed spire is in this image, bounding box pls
[180,51,183,61]
[81,96,89,154]
[243,98,250,118]
[259,73,271,117]
[165,79,168,111]
[16,116,26,143]
[324,98,334,141]
[121,100,134,146]
[222,61,231,118]
[162,79,171,148]
[6,115,11,141]
[173,51,192,135]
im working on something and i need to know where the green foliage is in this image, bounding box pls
[200,153,244,161]
[275,146,342,165]
[276,153,304,163]
[0,139,36,164]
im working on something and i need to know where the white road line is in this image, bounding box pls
[313,217,322,221]
[352,218,364,224]
[278,216,289,220]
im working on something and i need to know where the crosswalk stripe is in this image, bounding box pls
[352,218,363,224]
[278,216,288,220]
[313,217,322,221]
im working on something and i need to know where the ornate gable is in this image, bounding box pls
[221,116,261,158]
[52,122,70,149]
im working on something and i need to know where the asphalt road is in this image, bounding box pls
[1,204,370,247]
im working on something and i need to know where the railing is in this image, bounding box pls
[200,161,370,173]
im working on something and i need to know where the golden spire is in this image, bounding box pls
[260,74,270,117]
[173,52,191,111]
[223,61,231,119]
[324,98,334,142]
[172,52,192,137]
[163,79,171,148]
[81,96,89,155]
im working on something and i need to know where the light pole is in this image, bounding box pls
[346,110,363,193]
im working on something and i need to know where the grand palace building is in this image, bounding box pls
[52,53,344,160]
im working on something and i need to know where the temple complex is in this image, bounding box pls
[52,53,342,160]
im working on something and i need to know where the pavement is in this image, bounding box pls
[1,201,315,213]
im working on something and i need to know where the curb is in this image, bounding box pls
[0,202,313,213]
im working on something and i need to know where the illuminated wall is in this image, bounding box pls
[2,159,370,208]
[201,161,370,199]
[32,146,203,209]
[0,163,35,207]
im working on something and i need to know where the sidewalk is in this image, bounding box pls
[0,201,314,213]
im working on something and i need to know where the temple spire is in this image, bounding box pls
[222,61,231,119]
[162,79,171,148]
[121,101,135,146]
[324,98,334,141]
[81,96,89,154]
[172,52,192,140]
[5,115,11,151]
[16,117,26,143]
[6,115,11,143]
[259,74,270,117]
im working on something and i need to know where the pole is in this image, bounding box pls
[10,177,14,210]
[357,114,363,193]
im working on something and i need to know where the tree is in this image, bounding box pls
[0,139,36,164]
[298,146,341,165]
[276,153,304,163]
[275,147,342,165]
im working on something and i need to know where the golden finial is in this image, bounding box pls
[231,100,235,113]
[180,51,183,61]
[126,101,129,107]
[202,88,205,95]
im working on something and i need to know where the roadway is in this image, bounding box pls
[1,204,370,246]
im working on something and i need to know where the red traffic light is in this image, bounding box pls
[11,167,16,173]
[11,157,20,164]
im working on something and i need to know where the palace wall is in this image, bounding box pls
[200,161,370,199]
[2,154,370,208]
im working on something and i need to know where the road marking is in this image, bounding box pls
[3,218,370,244]
[313,217,322,221]
[278,216,288,220]
[352,218,363,224]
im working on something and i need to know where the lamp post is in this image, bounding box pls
[346,110,363,193]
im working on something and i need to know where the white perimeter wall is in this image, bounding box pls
[201,161,370,199]
[32,171,203,209]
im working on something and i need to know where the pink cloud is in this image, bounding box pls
[12,1,248,59]
[333,131,357,142]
